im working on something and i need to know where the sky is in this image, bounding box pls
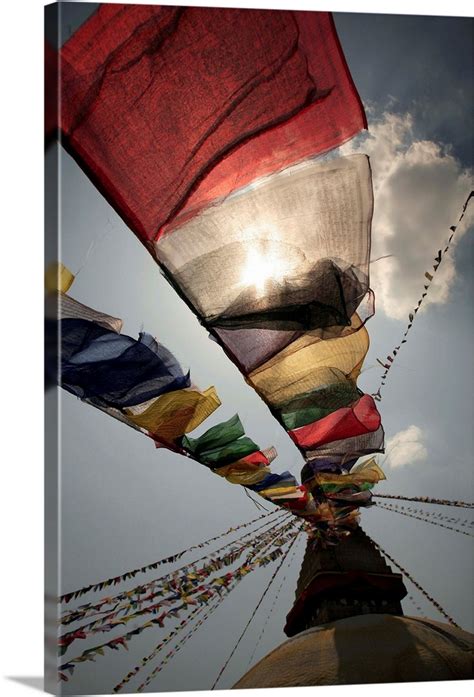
[48,3,473,694]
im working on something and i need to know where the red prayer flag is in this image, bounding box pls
[282,487,310,511]
[288,394,381,450]
[234,451,271,467]
[60,4,366,242]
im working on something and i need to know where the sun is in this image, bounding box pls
[238,247,289,296]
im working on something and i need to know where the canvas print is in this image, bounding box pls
[44,2,473,694]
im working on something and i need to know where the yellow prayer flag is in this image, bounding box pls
[249,314,368,405]
[350,456,386,481]
[214,459,264,476]
[125,387,220,440]
[260,485,299,498]
[312,457,385,488]
[45,261,75,293]
[222,466,271,486]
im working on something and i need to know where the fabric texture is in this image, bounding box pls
[60,5,366,241]
[309,457,386,494]
[124,387,221,441]
[55,6,387,536]
[213,327,301,374]
[305,426,385,461]
[53,318,190,407]
[216,466,272,487]
[156,156,372,332]
[195,437,261,468]
[48,290,322,521]
[45,291,123,333]
[288,394,381,449]
[181,414,261,468]
[155,156,382,478]
[279,382,362,430]
[181,414,245,456]
[214,451,273,475]
[45,262,75,294]
[301,457,359,481]
[325,489,373,504]
[248,313,369,406]
[249,471,298,493]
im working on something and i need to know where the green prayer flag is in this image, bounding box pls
[201,437,260,467]
[181,413,244,455]
[279,383,361,429]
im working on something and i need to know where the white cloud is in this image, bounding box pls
[340,112,473,320]
[385,425,428,469]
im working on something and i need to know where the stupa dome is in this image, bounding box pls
[234,614,474,688]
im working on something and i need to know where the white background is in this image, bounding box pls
[0,1,472,696]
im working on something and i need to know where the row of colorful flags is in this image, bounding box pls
[47,265,384,545]
[51,6,391,689]
[59,517,300,683]
[53,3,387,537]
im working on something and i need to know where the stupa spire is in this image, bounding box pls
[285,526,407,636]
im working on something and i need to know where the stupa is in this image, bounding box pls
[234,527,474,687]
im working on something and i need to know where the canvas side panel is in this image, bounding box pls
[45,3,60,694]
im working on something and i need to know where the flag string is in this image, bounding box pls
[59,525,299,682]
[132,531,300,693]
[211,525,303,689]
[57,515,293,636]
[113,593,213,692]
[403,508,474,528]
[59,509,283,604]
[373,493,474,509]
[114,526,302,691]
[368,535,460,628]
[375,501,473,537]
[372,191,473,402]
[136,595,224,692]
[246,526,304,668]
[405,594,428,619]
[59,512,289,626]
[59,516,295,646]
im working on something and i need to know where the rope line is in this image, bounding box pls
[368,535,460,628]
[136,532,300,693]
[372,191,473,402]
[113,527,301,692]
[404,509,474,527]
[405,594,428,619]
[60,511,290,624]
[373,494,474,509]
[60,522,299,676]
[211,526,303,689]
[60,509,283,604]
[59,515,295,653]
[113,596,212,692]
[246,527,304,667]
[375,502,474,537]
[137,595,224,692]
[60,512,290,628]
[59,518,296,649]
